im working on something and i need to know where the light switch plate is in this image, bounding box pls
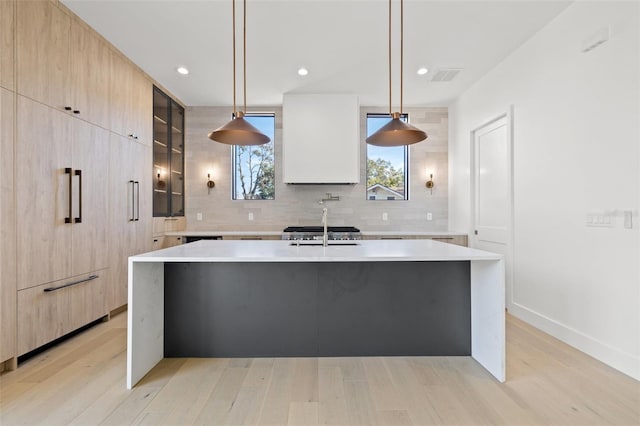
[382,212,388,221]
[248,212,254,221]
[427,212,433,221]
[196,213,203,221]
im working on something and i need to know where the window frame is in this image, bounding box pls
[365,113,410,201]
[231,112,276,201]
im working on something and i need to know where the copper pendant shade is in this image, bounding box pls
[366,0,427,147]
[208,0,270,146]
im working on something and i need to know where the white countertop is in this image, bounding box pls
[132,239,500,263]
[163,230,468,237]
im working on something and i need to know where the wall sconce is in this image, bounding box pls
[207,173,215,194]
[156,168,166,189]
[426,173,435,194]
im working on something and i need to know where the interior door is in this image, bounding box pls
[473,114,513,302]
[474,116,509,246]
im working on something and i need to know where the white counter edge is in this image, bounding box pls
[163,230,469,237]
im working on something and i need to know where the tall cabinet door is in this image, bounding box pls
[69,20,110,129]
[16,0,70,108]
[1,88,16,363]
[133,141,153,255]
[108,135,152,310]
[16,96,73,290]
[0,0,15,90]
[71,119,109,277]
[108,133,135,310]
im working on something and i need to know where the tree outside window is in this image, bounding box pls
[366,113,409,200]
[232,114,276,200]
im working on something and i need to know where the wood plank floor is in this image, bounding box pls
[1,312,638,425]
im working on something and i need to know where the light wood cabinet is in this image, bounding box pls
[8,0,166,358]
[108,133,152,311]
[162,236,183,248]
[69,19,111,129]
[430,235,468,247]
[16,0,70,109]
[0,0,15,90]
[16,97,73,288]
[16,96,110,290]
[110,51,152,145]
[17,270,108,356]
[0,88,16,367]
[16,0,110,128]
[363,234,468,247]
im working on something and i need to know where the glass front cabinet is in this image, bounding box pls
[153,86,184,217]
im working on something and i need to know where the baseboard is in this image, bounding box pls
[0,357,17,374]
[508,301,639,381]
[110,304,128,317]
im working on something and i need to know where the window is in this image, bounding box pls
[232,113,276,200]
[366,113,409,200]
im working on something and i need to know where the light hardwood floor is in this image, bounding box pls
[1,312,638,425]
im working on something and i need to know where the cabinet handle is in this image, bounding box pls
[432,237,454,240]
[64,106,72,111]
[73,110,80,114]
[44,274,99,292]
[65,168,73,223]
[134,181,140,221]
[129,180,135,221]
[74,169,82,223]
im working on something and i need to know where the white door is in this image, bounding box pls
[472,113,513,304]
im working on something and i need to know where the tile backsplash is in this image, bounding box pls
[184,105,448,231]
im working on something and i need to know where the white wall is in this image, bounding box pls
[449,1,639,379]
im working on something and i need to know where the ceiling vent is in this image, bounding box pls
[431,68,462,82]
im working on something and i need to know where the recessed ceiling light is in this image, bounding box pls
[297,67,309,76]
[176,66,189,75]
[417,67,429,75]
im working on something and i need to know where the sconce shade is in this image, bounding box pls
[208,112,270,146]
[366,112,427,146]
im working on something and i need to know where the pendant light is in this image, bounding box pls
[208,0,270,146]
[366,0,427,147]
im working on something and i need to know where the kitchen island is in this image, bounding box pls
[127,239,504,388]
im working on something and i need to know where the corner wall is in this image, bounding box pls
[449,1,639,379]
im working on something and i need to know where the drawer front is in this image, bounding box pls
[17,270,108,356]
[430,236,468,247]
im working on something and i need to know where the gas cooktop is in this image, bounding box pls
[282,226,361,241]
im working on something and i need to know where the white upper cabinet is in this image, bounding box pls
[283,94,360,184]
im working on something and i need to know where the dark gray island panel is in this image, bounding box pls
[164,261,470,357]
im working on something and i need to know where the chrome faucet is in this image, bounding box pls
[322,207,328,247]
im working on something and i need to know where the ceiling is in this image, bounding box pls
[62,0,572,107]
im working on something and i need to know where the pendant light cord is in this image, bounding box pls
[232,0,237,116]
[388,0,404,115]
[400,0,403,114]
[388,0,391,115]
[243,0,247,114]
